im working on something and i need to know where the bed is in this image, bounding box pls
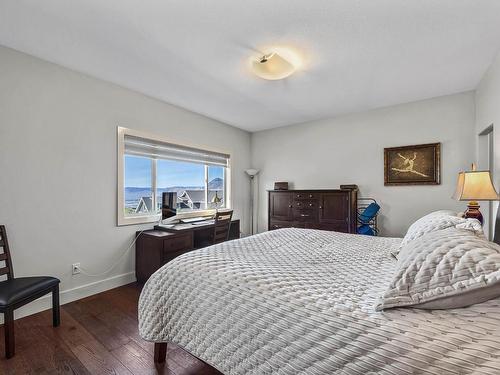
[138,228,500,374]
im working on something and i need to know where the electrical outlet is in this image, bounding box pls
[72,263,81,275]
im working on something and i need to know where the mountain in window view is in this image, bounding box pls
[208,177,223,190]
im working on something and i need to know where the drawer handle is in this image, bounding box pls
[319,206,323,209]
[288,205,292,208]
[300,214,310,217]
[309,194,313,198]
[297,194,301,198]
[309,203,313,207]
[297,203,301,206]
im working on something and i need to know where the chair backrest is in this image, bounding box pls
[358,202,380,224]
[0,226,14,279]
[213,210,233,244]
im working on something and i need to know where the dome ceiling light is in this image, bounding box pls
[251,47,303,80]
[252,52,295,80]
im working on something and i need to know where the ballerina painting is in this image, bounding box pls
[384,143,440,185]
[391,152,429,177]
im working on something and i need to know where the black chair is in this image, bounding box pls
[0,225,60,358]
[213,210,233,244]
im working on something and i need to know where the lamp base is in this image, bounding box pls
[464,201,483,224]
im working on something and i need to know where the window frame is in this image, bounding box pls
[117,127,231,226]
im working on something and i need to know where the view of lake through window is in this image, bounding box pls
[124,155,225,216]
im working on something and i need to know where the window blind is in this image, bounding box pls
[124,135,229,167]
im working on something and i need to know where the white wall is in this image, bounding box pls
[475,50,500,238]
[0,46,251,318]
[251,92,476,237]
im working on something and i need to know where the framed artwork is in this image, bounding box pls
[384,143,440,186]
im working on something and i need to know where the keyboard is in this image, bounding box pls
[191,220,215,226]
[180,216,211,223]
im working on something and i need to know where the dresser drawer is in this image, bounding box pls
[269,220,306,230]
[293,209,318,222]
[162,249,189,265]
[293,192,318,200]
[163,233,193,253]
[269,220,292,230]
[293,200,318,209]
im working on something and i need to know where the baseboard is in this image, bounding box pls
[1,271,137,324]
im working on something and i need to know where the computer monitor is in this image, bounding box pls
[161,192,177,220]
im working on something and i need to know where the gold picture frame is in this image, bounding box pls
[384,143,441,186]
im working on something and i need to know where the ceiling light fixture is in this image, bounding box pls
[251,50,299,80]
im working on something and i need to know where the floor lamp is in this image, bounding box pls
[245,169,260,235]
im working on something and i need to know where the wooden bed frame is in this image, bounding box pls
[154,343,167,364]
[154,342,219,372]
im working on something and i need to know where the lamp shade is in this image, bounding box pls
[211,191,223,205]
[245,169,260,177]
[452,170,499,201]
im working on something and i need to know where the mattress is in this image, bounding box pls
[138,228,500,374]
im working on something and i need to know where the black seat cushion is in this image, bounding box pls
[0,277,59,307]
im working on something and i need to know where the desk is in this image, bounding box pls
[155,219,240,248]
[135,219,240,283]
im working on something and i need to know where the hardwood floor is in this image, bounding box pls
[0,283,221,375]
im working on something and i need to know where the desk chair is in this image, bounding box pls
[0,225,60,358]
[213,210,233,244]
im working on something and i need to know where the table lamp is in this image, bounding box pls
[211,191,223,213]
[452,164,499,224]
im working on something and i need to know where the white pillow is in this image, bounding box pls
[391,210,482,259]
[377,227,500,310]
[401,210,458,246]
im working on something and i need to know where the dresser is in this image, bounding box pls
[268,186,358,233]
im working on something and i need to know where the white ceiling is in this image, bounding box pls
[1,1,500,132]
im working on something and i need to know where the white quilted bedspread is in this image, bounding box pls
[138,228,500,374]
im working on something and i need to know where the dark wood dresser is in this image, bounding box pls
[268,186,358,233]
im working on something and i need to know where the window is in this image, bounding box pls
[118,127,230,225]
[124,155,153,216]
[208,165,225,209]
